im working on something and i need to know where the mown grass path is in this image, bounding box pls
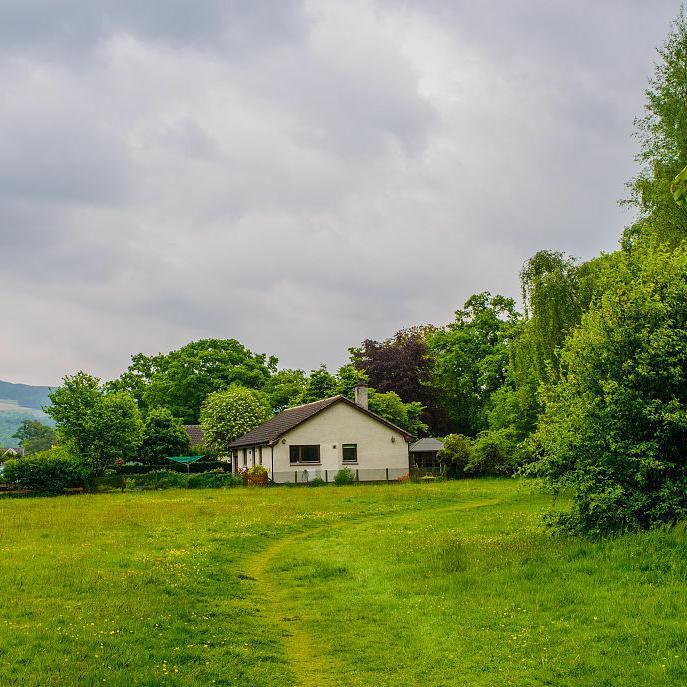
[244,497,502,687]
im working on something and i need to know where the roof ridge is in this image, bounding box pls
[282,395,342,411]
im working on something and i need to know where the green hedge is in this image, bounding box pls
[117,461,232,475]
[119,469,243,491]
[3,448,89,495]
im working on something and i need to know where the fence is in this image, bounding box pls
[271,467,411,484]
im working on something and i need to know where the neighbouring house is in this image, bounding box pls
[408,437,445,471]
[0,447,24,459]
[0,447,23,475]
[228,384,413,483]
[183,425,205,447]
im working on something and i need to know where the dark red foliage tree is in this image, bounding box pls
[350,326,448,434]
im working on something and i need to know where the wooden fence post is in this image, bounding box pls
[356,469,359,482]
[295,471,298,485]
[325,469,328,483]
[385,467,389,483]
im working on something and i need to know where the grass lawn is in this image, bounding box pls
[1,479,687,686]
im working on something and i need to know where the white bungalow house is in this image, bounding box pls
[228,385,413,483]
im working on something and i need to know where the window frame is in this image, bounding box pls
[289,445,321,465]
[342,443,358,464]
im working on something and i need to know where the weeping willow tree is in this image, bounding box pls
[488,250,609,438]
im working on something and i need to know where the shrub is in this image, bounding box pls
[334,467,356,485]
[245,464,268,487]
[438,434,472,477]
[531,243,687,535]
[124,469,243,490]
[152,470,188,489]
[188,471,243,489]
[118,460,231,475]
[3,447,89,495]
[465,429,518,477]
[309,477,326,487]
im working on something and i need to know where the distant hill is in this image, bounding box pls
[0,380,52,410]
[0,380,54,448]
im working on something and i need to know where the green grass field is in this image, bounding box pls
[1,479,687,686]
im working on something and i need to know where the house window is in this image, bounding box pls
[342,444,357,464]
[289,445,320,464]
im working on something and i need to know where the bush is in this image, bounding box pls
[118,460,231,475]
[3,447,89,495]
[245,464,268,487]
[334,467,356,485]
[122,469,243,490]
[309,477,326,487]
[438,434,472,477]
[531,243,687,535]
[187,471,243,489]
[465,429,518,477]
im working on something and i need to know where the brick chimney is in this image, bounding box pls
[354,383,368,410]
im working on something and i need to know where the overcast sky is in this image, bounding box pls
[0,0,681,386]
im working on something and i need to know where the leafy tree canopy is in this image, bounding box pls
[109,339,277,423]
[200,386,272,453]
[139,407,190,465]
[624,9,687,246]
[13,420,56,455]
[262,369,308,412]
[299,365,338,404]
[428,292,520,436]
[351,326,445,432]
[48,372,143,476]
[368,389,427,437]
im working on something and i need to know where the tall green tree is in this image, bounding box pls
[139,408,190,465]
[299,365,338,403]
[48,372,143,476]
[263,369,308,412]
[13,420,56,455]
[429,293,519,436]
[334,364,368,399]
[368,389,427,437]
[109,339,277,422]
[624,9,687,247]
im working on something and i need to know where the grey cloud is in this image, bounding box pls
[0,0,306,59]
[0,0,683,386]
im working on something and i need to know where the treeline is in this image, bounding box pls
[9,12,687,535]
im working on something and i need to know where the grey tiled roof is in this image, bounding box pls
[183,425,205,446]
[229,395,413,449]
[409,437,444,453]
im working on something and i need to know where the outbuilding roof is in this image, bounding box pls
[183,425,205,446]
[228,395,414,449]
[409,437,444,453]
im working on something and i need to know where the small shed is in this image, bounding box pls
[409,437,444,470]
